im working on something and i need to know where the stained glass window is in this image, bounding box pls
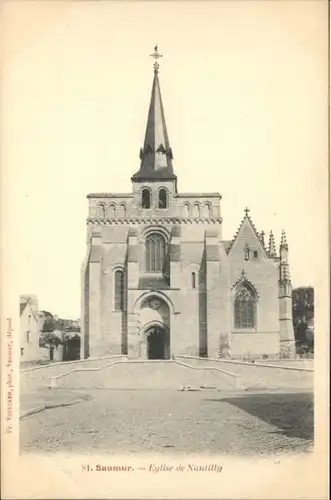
[145,233,167,272]
[234,285,256,329]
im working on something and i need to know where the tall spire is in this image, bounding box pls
[132,46,176,181]
[268,230,277,257]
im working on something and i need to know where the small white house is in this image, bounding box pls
[20,295,42,363]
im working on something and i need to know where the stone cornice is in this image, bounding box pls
[87,193,133,199]
[87,217,223,225]
[177,193,221,199]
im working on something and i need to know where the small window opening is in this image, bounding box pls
[244,244,250,261]
[191,272,196,289]
[253,250,258,259]
[26,331,30,343]
[142,189,151,209]
[21,348,24,356]
[114,270,125,311]
[158,189,167,209]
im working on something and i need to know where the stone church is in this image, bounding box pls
[81,49,295,361]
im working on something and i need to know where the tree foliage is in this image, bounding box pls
[292,287,314,354]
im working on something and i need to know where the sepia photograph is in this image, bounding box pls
[1,1,329,499]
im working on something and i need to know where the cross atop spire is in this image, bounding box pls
[150,45,163,73]
[244,207,250,217]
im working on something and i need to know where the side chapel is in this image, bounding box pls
[81,48,295,360]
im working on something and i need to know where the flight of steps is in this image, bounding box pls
[22,356,314,392]
[49,359,239,391]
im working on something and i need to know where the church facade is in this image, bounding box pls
[81,51,295,361]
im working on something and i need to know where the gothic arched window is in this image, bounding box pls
[158,189,168,209]
[145,233,167,272]
[234,284,256,329]
[142,189,151,209]
[191,272,196,289]
[114,270,125,311]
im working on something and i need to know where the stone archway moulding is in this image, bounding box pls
[142,320,169,339]
[132,290,177,315]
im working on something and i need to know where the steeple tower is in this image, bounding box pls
[132,46,176,182]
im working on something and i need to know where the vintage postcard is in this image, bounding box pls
[1,0,329,498]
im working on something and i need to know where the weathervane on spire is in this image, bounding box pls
[150,44,163,73]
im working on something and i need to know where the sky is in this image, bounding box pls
[1,0,328,318]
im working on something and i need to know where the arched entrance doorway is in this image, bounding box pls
[134,294,172,360]
[146,325,168,360]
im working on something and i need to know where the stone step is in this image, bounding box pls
[51,359,238,391]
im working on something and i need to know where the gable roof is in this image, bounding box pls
[20,301,27,316]
[226,210,269,258]
[20,295,39,318]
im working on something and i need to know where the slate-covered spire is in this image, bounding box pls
[132,46,176,181]
[268,230,277,257]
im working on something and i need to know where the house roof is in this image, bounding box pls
[20,295,39,317]
[20,301,27,316]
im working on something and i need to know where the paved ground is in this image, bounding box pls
[20,387,91,417]
[20,390,313,456]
